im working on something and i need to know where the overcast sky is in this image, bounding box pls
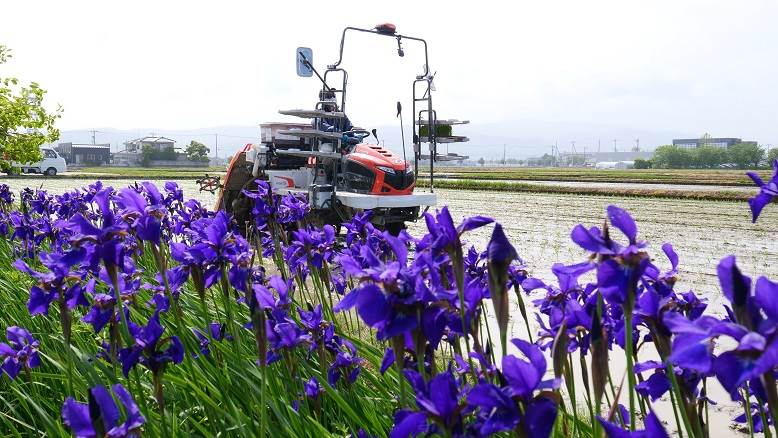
[2,0,777,147]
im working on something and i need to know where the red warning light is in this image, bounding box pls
[375,23,397,35]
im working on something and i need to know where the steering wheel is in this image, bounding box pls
[343,129,371,140]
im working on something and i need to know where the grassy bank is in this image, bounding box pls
[417,178,751,201]
[422,167,767,186]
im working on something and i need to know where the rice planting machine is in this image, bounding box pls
[210,23,470,234]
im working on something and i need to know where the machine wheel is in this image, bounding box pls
[385,222,407,237]
[45,167,57,176]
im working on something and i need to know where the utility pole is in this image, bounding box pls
[91,130,96,145]
[214,133,218,160]
[502,144,506,165]
[598,139,601,154]
[613,139,618,153]
[634,138,640,152]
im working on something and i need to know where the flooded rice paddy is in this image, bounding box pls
[440,177,756,194]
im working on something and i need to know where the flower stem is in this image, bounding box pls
[668,387,685,438]
[666,363,695,437]
[219,265,243,355]
[623,299,636,431]
[742,389,754,438]
[59,296,74,396]
[761,373,778,438]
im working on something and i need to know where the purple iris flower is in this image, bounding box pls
[664,256,778,402]
[634,361,671,401]
[419,206,493,254]
[253,275,294,312]
[142,267,189,304]
[191,322,229,357]
[81,293,119,334]
[264,310,311,364]
[327,338,364,386]
[13,247,88,316]
[662,312,720,374]
[0,326,40,380]
[334,233,433,341]
[746,160,778,222]
[298,304,338,354]
[734,401,774,433]
[170,198,212,235]
[572,206,652,307]
[285,224,336,273]
[118,311,184,377]
[163,181,184,206]
[597,410,669,438]
[268,319,309,350]
[68,187,127,271]
[276,193,309,224]
[240,180,275,229]
[170,241,217,290]
[61,383,145,437]
[8,210,45,257]
[115,182,166,246]
[487,223,517,264]
[380,348,397,374]
[390,370,471,438]
[227,251,253,294]
[467,383,557,437]
[187,211,251,269]
[464,339,559,437]
[467,382,521,435]
[486,223,519,353]
[528,263,596,352]
[571,205,644,255]
[335,281,424,341]
[346,235,449,353]
[502,339,560,398]
[0,183,13,206]
[29,189,54,215]
[304,376,324,400]
[343,210,375,246]
[463,246,487,282]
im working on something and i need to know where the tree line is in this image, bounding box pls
[635,143,777,169]
[1,45,60,171]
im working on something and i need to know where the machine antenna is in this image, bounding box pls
[397,102,407,166]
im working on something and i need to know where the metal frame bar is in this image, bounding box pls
[322,68,348,115]
[324,25,437,193]
[412,78,436,192]
[327,27,430,79]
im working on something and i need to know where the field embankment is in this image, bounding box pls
[423,167,767,186]
[417,178,751,201]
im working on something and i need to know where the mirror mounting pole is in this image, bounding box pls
[298,50,333,93]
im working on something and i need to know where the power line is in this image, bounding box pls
[69,128,258,140]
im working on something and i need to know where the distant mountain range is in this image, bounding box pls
[52,120,694,161]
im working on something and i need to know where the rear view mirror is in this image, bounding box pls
[296,47,313,77]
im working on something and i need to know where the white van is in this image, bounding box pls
[8,147,67,176]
